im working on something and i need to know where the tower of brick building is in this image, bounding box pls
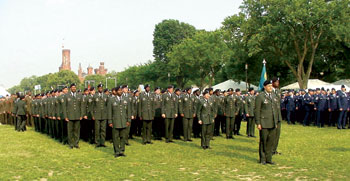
[87,65,93,75]
[78,63,84,82]
[94,62,108,75]
[59,49,71,71]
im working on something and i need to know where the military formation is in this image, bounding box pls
[1,78,349,164]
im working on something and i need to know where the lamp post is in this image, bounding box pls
[245,63,248,91]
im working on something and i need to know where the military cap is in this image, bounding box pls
[133,90,139,94]
[341,85,346,88]
[70,83,76,88]
[144,84,150,89]
[235,88,241,92]
[203,90,209,95]
[154,87,161,91]
[97,84,103,88]
[175,88,181,92]
[248,88,254,92]
[84,88,89,92]
[103,88,109,93]
[214,89,221,93]
[89,87,95,91]
[227,88,233,92]
[272,77,279,83]
[167,85,174,89]
[263,80,272,86]
[122,85,128,89]
[316,88,320,91]
[193,88,200,93]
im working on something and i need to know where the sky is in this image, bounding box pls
[0,0,243,89]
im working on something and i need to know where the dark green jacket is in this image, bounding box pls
[254,91,281,128]
[154,93,162,117]
[93,92,108,120]
[161,92,178,118]
[138,91,155,120]
[244,94,256,117]
[14,99,26,116]
[181,93,196,118]
[63,92,84,120]
[224,95,238,117]
[107,95,131,128]
[197,97,215,125]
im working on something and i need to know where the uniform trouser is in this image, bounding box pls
[33,117,38,131]
[338,110,347,129]
[246,117,255,136]
[136,117,142,136]
[303,111,311,126]
[26,115,33,127]
[87,119,95,143]
[112,128,126,155]
[126,120,132,143]
[328,111,338,126]
[68,120,80,147]
[174,116,182,139]
[142,120,153,143]
[55,119,61,140]
[201,123,212,148]
[0,114,4,124]
[214,115,222,136]
[17,115,27,131]
[287,110,295,124]
[193,117,201,138]
[95,120,107,146]
[226,116,235,137]
[272,121,281,154]
[49,119,55,138]
[14,115,18,131]
[220,115,226,134]
[153,116,163,139]
[316,110,326,127]
[259,127,276,163]
[183,118,193,141]
[234,114,243,134]
[61,120,68,144]
[165,118,174,141]
[4,113,8,124]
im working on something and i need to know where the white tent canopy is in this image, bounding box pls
[212,80,258,91]
[281,79,349,90]
[332,79,350,88]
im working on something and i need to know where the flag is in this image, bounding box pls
[259,60,267,91]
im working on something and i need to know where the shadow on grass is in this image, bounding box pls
[328,147,350,152]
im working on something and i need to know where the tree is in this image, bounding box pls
[223,0,350,89]
[168,30,231,89]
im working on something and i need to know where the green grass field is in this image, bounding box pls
[0,122,350,180]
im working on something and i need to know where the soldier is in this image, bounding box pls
[255,80,281,165]
[48,90,57,138]
[328,88,338,127]
[25,91,33,127]
[316,88,328,128]
[213,89,224,136]
[63,83,84,149]
[337,85,348,129]
[138,84,155,144]
[86,87,96,144]
[153,87,163,140]
[58,87,69,144]
[234,89,244,136]
[174,88,183,140]
[11,93,19,131]
[224,88,237,139]
[285,90,296,125]
[180,87,196,141]
[14,95,27,132]
[108,86,131,157]
[245,88,256,137]
[197,90,216,149]
[162,85,178,143]
[0,97,5,124]
[129,90,140,141]
[121,85,133,145]
[272,77,282,155]
[192,89,201,138]
[93,84,108,147]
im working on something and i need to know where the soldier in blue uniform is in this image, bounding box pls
[296,89,306,124]
[285,90,296,124]
[303,89,315,126]
[316,88,328,128]
[337,85,348,129]
[327,88,338,127]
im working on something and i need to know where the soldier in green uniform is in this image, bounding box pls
[122,85,133,145]
[63,83,84,149]
[48,91,57,138]
[224,88,238,139]
[192,89,201,138]
[234,89,244,135]
[14,95,27,131]
[153,87,163,140]
[162,85,178,143]
[272,77,282,155]
[93,84,108,147]
[173,88,183,140]
[31,94,39,132]
[213,89,225,136]
[58,87,69,144]
[108,86,131,157]
[12,93,19,131]
[138,84,155,145]
[180,87,196,142]
[25,92,33,127]
[245,88,256,137]
[83,87,95,144]
[255,80,281,165]
[0,97,5,124]
[197,90,216,149]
